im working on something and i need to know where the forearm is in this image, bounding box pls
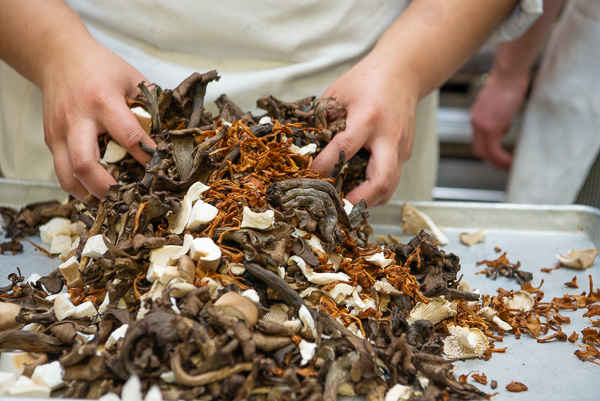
[492,0,565,80]
[371,0,520,101]
[0,0,93,88]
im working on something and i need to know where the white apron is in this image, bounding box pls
[0,0,541,201]
[507,0,600,204]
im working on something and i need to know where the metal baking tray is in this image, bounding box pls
[1,179,599,400]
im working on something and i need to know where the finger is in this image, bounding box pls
[311,121,365,177]
[67,122,118,199]
[51,141,89,201]
[344,139,401,207]
[485,139,512,170]
[100,98,155,166]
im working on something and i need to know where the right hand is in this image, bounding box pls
[40,37,155,201]
[470,72,529,170]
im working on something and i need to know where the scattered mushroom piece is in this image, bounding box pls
[214,291,259,327]
[39,217,71,245]
[459,230,486,247]
[384,383,414,401]
[503,290,535,314]
[53,293,77,321]
[5,375,51,398]
[299,305,318,340]
[131,106,152,134]
[82,234,109,259]
[298,340,317,366]
[477,306,512,331]
[556,248,598,269]
[443,324,489,359]
[288,255,350,285]
[186,200,219,232]
[240,206,275,230]
[407,297,457,325]
[401,203,449,245]
[168,182,211,234]
[289,143,317,156]
[189,237,222,271]
[0,303,23,331]
[373,278,403,296]
[328,283,355,304]
[365,249,394,268]
[31,360,64,390]
[58,255,83,288]
[102,139,129,163]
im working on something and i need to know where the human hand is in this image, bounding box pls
[311,53,418,208]
[470,72,529,170]
[40,37,155,201]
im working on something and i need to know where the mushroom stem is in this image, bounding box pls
[170,351,252,386]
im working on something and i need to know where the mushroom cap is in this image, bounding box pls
[459,230,486,247]
[214,291,259,327]
[443,324,489,359]
[407,297,457,325]
[503,290,535,313]
[240,206,275,230]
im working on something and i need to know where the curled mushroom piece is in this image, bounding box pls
[401,203,449,246]
[443,324,489,359]
[556,248,598,269]
[167,182,211,234]
[240,207,275,230]
[189,237,222,271]
[214,291,259,327]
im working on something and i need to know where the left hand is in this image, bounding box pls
[311,51,418,208]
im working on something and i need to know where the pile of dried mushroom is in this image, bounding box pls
[0,71,599,401]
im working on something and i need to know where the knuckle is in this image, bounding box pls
[70,153,95,176]
[374,176,393,197]
[121,127,145,150]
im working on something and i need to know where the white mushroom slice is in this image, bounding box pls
[98,293,111,315]
[342,199,354,216]
[58,256,82,288]
[407,297,457,325]
[502,290,535,314]
[277,266,286,279]
[25,273,41,285]
[0,372,17,396]
[416,372,430,389]
[201,277,223,299]
[6,375,51,398]
[0,352,38,377]
[168,234,194,264]
[168,280,197,298]
[299,287,320,299]
[345,287,377,314]
[477,306,512,331]
[168,182,211,234]
[82,234,109,259]
[189,237,222,271]
[71,301,97,320]
[121,374,143,401]
[288,255,350,285]
[328,252,343,270]
[556,248,598,269]
[299,305,318,339]
[159,371,176,384]
[347,323,364,339]
[31,360,64,390]
[145,385,163,401]
[365,250,394,268]
[69,221,86,236]
[443,324,489,359]
[373,279,403,296]
[53,293,77,321]
[258,116,272,125]
[22,323,44,332]
[160,255,195,285]
[228,263,246,276]
[186,200,219,232]
[214,291,259,327]
[328,283,355,304]
[298,340,317,366]
[105,324,129,349]
[131,106,152,135]
[289,143,317,156]
[102,139,129,163]
[39,217,71,245]
[401,203,449,246]
[459,230,486,247]
[147,245,183,282]
[385,383,414,401]
[241,289,261,304]
[240,207,275,230]
[50,234,72,256]
[98,393,121,401]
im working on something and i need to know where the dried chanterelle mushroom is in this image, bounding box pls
[4,71,593,401]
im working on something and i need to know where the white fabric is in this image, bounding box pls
[0,0,542,201]
[507,0,600,204]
